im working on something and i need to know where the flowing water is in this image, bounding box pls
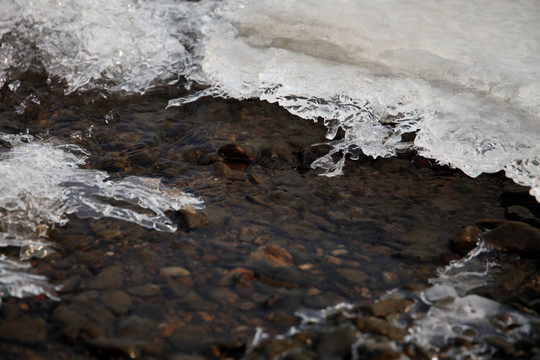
[1,0,540,359]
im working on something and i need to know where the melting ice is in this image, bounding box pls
[1,0,539,200]
[0,133,203,298]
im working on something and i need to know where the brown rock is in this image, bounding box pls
[127,284,161,298]
[101,290,133,315]
[354,316,408,340]
[0,315,47,343]
[336,268,368,284]
[481,221,540,256]
[88,265,123,290]
[218,143,253,163]
[250,245,294,267]
[160,266,190,277]
[450,226,483,255]
[364,297,414,318]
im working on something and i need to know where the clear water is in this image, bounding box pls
[0,132,203,298]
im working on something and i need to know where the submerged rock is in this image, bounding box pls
[481,221,540,256]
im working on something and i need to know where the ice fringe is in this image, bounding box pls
[0,132,203,299]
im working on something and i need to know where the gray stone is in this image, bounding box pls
[101,290,133,315]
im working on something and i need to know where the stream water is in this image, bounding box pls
[1,1,540,359]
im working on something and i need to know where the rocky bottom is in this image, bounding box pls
[0,77,539,359]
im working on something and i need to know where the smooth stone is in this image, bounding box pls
[506,205,535,221]
[336,268,368,284]
[174,291,218,312]
[178,207,209,230]
[119,315,157,339]
[101,290,133,315]
[354,316,408,340]
[207,287,240,305]
[88,265,123,290]
[356,340,401,360]
[303,291,347,309]
[450,226,483,255]
[167,325,209,352]
[0,314,47,343]
[315,325,358,360]
[363,297,414,318]
[160,266,190,277]
[250,245,294,267]
[127,284,161,297]
[481,221,540,256]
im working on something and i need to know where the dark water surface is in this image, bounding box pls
[0,73,539,359]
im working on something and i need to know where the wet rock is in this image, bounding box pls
[356,340,401,360]
[88,265,123,290]
[303,291,347,309]
[506,205,536,221]
[336,268,368,284]
[250,245,294,267]
[160,266,190,277]
[101,290,133,315]
[213,162,247,181]
[362,297,414,318]
[450,226,483,255]
[0,311,47,343]
[315,325,357,360]
[393,248,435,262]
[127,284,161,298]
[167,325,209,352]
[174,291,218,312]
[255,266,320,289]
[182,146,207,164]
[88,337,141,359]
[481,221,540,256]
[354,316,407,340]
[207,287,240,306]
[178,207,209,230]
[486,336,516,356]
[218,143,253,163]
[382,271,399,285]
[119,315,157,339]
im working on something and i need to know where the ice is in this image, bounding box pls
[0,132,203,299]
[249,240,539,359]
[0,0,210,94]
[2,0,540,200]
[175,0,540,197]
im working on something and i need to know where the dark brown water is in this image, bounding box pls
[0,73,538,359]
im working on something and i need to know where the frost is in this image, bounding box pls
[0,132,203,299]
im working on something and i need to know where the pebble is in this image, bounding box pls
[127,284,161,297]
[160,266,190,277]
[315,325,358,360]
[88,265,124,290]
[119,315,157,339]
[336,268,368,284]
[354,316,407,340]
[101,290,133,315]
[0,314,47,343]
[250,244,294,267]
[362,297,414,318]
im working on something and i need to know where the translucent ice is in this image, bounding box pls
[0,132,203,299]
[0,0,210,94]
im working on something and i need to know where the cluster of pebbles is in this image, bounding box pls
[0,78,539,359]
